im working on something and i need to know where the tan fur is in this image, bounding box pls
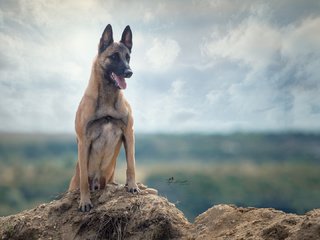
[69,25,139,211]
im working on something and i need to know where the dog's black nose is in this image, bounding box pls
[124,69,133,78]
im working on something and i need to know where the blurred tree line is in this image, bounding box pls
[0,132,320,220]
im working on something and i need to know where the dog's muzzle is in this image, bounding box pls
[110,70,133,90]
[124,68,133,78]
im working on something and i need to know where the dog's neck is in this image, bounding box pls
[86,58,121,106]
[84,57,130,121]
[98,74,120,104]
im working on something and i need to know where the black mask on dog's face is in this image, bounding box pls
[98,24,133,90]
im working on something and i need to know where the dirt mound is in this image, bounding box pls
[192,204,320,240]
[0,184,190,240]
[1,185,320,240]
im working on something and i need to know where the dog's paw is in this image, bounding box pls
[126,182,140,194]
[79,198,93,212]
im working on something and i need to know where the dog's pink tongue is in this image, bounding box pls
[114,74,127,89]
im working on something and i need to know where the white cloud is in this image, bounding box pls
[281,17,320,65]
[206,89,223,104]
[201,11,320,131]
[203,14,320,73]
[203,18,281,70]
[146,38,180,71]
[129,78,197,133]
[171,79,185,98]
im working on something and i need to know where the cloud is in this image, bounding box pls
[202,13,320,78]
[170,79,185,98]
[203,19,282,70]
[146,38,180,71]
[200,8,320,131]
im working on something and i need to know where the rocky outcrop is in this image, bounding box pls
[0,184,190,240]
[1,184,319,240]
[192,204,320,240]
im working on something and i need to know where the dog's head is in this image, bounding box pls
[97,24,133,90]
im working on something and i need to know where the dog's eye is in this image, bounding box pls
[109,53,120,61]
[126,54,130,62]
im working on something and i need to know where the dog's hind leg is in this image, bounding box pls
[69,162,80,191]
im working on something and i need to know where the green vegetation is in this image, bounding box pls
[0,132,320,220]
[145,163,320,220]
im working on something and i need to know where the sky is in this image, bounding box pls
[0,0,320,133]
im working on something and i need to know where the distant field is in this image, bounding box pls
[142,162,320,220]
[0,132,320,220]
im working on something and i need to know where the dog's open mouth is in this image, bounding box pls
[110,72,127,89]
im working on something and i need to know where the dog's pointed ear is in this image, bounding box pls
[120,25,132,52]
[99,24,114,54]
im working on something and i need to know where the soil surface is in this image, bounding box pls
[1,184,319,240]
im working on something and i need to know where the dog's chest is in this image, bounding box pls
[86,101,128,140]
[96,93,128,120]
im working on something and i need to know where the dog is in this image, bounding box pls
[69,24,140,212]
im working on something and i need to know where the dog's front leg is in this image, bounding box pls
[123,118,139,193]
[78,139,93,211]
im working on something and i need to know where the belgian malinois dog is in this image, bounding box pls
[69,24,140,212]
